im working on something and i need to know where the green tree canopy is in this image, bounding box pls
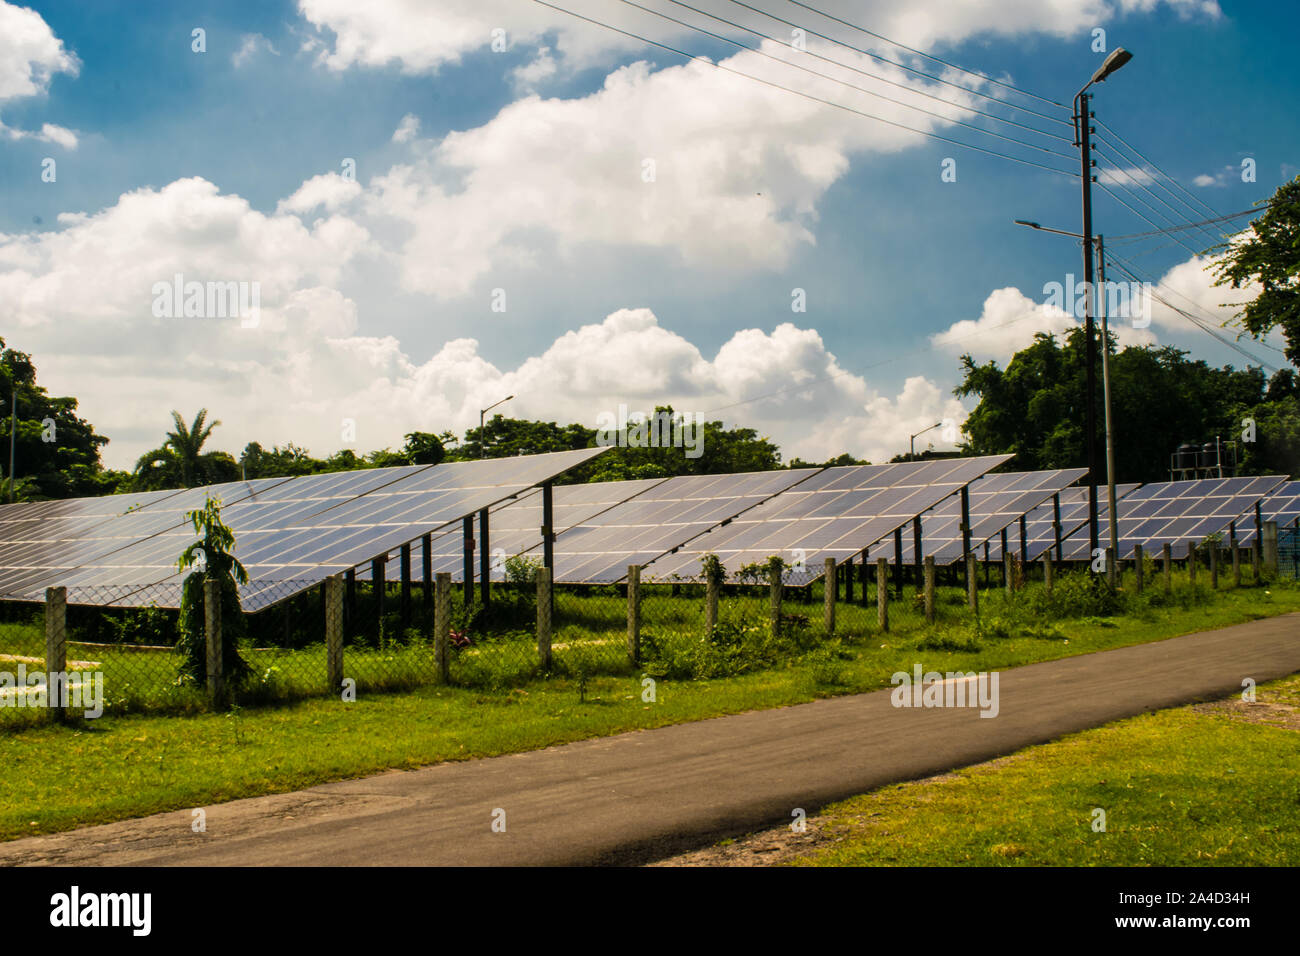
[956,330,1298,481]
[0,337,121,500]
[132,409,239,490]
[1214,176,1300,365]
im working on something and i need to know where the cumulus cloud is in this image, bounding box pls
[931,286,1156,364]
[390,112,419,143]
[0,173,961,468]
[276,171,363,215]
[0,0,78,101]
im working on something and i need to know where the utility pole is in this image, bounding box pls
[1075,89,1100,557]
[1073,47,1132,557]
[1096,235,1120,560]
[7,392,14,504]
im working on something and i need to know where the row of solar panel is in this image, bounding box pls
[1,446,1295,610]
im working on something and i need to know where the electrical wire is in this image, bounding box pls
[610,0,1077,158]
[782,0,1070,109]
[722,0,1073,127]
[1093,116,1223,220]
[529,0,1082,178]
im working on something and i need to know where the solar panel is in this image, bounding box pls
[0,448,609,610]
[376,476,670,583]
[1234,481,1300,544]
[1059,475,1289,560]
[642,455,1013,584]
[886,468,1089,566]
[984,481,1142,562]
[508,469,821,584]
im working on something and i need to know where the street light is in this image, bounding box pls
[1073,46,1133,559]
[1013,217,1121,565]
[479,395,514,459]
[909,421,943,458]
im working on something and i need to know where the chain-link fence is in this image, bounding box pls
[1,528,1289,730]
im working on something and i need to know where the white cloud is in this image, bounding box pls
[1097,164,1157,186]
[276,171,363,215]
[0,116,78,148]
[232,33,279,68]
[0,0,78,101]
[932,286,1155,364]
[391,112,419,143]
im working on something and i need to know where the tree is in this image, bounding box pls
[955,330,1289,481]
[402,431,446,465]
[1214,176,1300,366]
[132,409,238,489]
[175,497,251,688]
[0,337,121,500]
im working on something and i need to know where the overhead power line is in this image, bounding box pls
[1092,116,1224,220]
[646,0,1073,145]
[610,0,1076,159]
[530,0,1082,178]
[781,0,1070,109]
[721,0,1073,128]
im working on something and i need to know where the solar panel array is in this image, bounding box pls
[642,456,1012,583]
[1235,481,1300,544]
[1060,476,1289,560]
[379,476,670,582]
[986,482,1142,562]
[3,454,1296,611]
[886,468,1089,566]
[0,449,608,610]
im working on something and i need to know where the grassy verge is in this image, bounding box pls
[786,672,1300,866]
[0,579,1297,842]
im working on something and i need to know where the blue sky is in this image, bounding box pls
[1,0,1295,469]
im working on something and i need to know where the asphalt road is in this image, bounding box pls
[3,612,1297,866]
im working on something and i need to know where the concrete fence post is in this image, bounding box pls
[1162,543,1172,593]
[768,566,783,638]
[204,577,224,710]
[1003,551,1013,595]
[1042,553,1053,594]
[537,566,553,670]
[44,586,67,724]
[1262,521,1279,575]
[627,565,641,663]
[1133,544,1144,594]
[325,574,344,694]
[923,555,936,624]
[823,558,836,636]
[965,551,978,613]
[876,558,889,633]
[434,572,451,683]
[706,569,719,635]
[1230,529,1241,587]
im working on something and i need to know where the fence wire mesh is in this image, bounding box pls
[0,536,1286,730]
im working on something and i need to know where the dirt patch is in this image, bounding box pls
[646,816,835,867]
[1191,695,1300,732]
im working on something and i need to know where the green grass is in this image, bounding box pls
[0,575,1297,842]
[788,672,1300,866]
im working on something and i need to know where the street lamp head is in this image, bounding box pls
[1091,47,1133,85]
[1014,219,1041,229]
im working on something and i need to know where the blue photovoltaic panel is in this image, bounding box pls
[1234,481,1300,544]
[642,455,1012,584]
[888,468,1089,566]
[522,469,822,584]
[378,476,671,583]
[986,482,1141,562]
[0,448,609,610]
[1059,475,1289,560]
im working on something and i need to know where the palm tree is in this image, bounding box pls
[132,409,231,489]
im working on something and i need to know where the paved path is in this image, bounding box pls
[3,613,1297,866]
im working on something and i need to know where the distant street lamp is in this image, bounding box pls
[1013,219,1121,563]
[479,395,514,459]
[909,421,943,458]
